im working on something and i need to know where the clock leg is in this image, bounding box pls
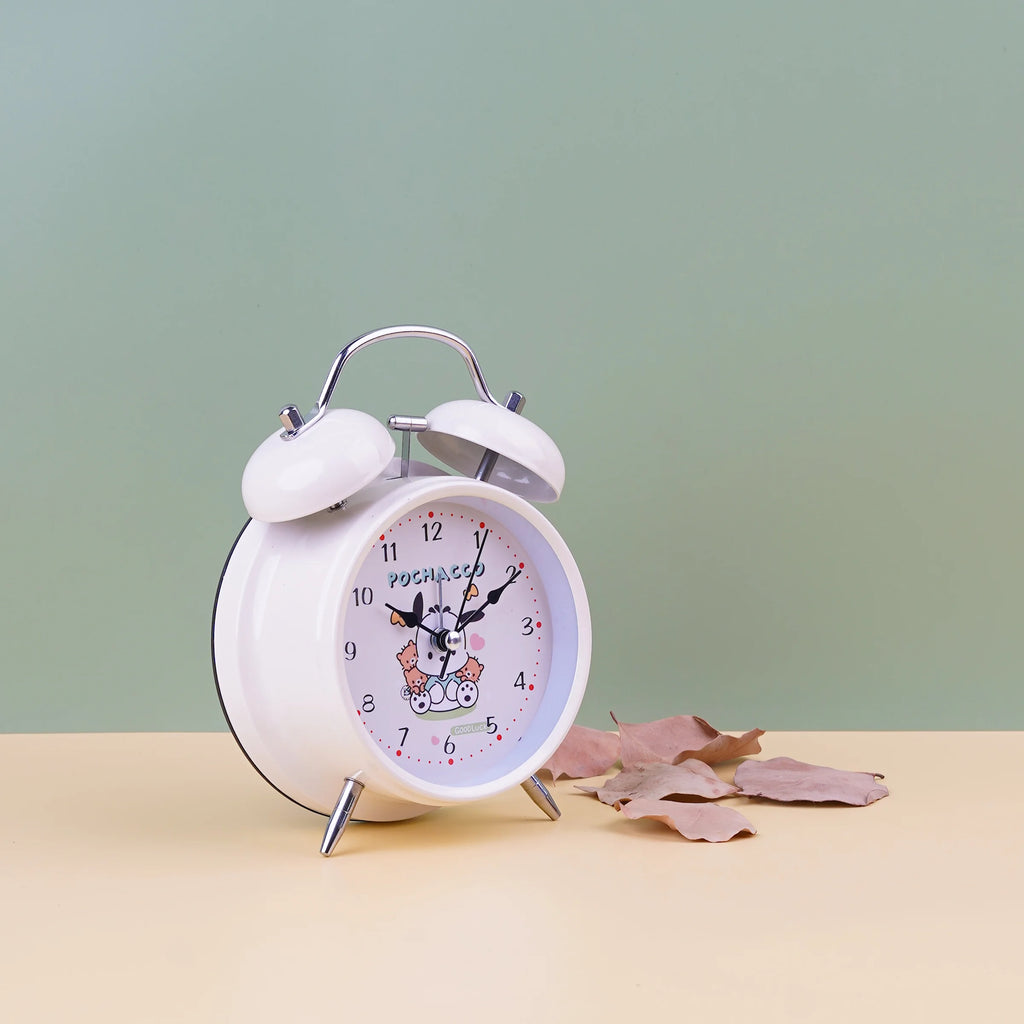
[319,775,366,856]
[521,774,561,821]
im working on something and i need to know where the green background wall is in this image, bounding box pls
[3,1,1022,732]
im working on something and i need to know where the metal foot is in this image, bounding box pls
[320,775,366,856]
[521,774,560,820]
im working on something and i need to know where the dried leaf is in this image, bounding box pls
[578,759,739,807]
[610,712,764,768]
[619,798,757,842]
[539,724,621,780]
[735,756,889,805]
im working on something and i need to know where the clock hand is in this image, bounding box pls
[385,592,444,637]
[440,528,489,678]
[457,567,522,628]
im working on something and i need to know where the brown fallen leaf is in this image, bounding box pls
[539,724,621,780]
[578,759,739,807]
[619,798,757,842]
[610,712,764,768]
[734,756,889,805]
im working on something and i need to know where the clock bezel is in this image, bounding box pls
[340,488,584,796]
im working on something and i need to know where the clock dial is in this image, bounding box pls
[343,500,553,786]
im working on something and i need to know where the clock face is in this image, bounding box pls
[343,498,554,786]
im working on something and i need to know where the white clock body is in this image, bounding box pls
[213,461,591,822]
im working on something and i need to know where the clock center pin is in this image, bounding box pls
[433,629,465,655]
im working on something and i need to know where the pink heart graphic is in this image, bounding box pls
[470,633,486,651]
[431,735,441,746]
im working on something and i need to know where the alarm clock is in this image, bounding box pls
[212,326,591,855]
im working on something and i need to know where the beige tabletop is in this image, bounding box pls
[1,731,1020,1022]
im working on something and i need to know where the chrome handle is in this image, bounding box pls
[281,325,502,438]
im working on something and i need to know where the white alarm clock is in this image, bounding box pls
[212,326,591,855]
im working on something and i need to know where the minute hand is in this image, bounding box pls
[458,567,522,628]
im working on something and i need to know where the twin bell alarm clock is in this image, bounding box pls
[212,326,591,855]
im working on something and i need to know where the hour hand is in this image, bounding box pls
[387,592,425,628]
[388,593,448,643]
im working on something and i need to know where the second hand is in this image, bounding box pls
[440,527,488,678]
